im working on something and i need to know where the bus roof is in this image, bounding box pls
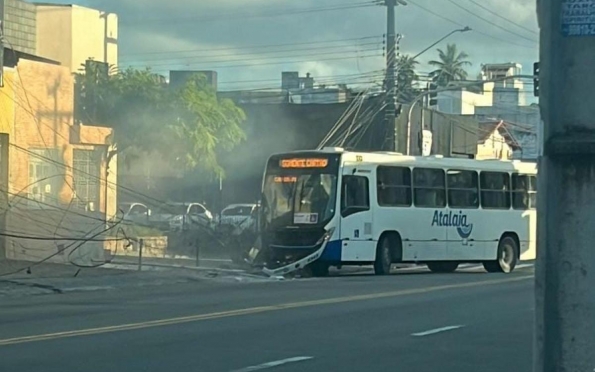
[271,148,537,174]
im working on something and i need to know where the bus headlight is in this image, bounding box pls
[316,227,335,245]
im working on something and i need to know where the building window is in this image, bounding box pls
[480,172,511,209]
[377,166,411,207]
[447,169,479,209]
[73,149,101,211]
[27,149,62,206]
[413,168,446,208]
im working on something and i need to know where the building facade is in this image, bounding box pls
[0,54,116,263]
[2,0,37,55]
[35,3,118,73]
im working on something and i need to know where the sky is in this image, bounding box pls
[44,0,539,92]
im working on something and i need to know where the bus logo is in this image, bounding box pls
[431,210,474,239]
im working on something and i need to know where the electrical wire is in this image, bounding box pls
[407,0,537,49]
[121,2,377,25]
[464,0,538,35]
[445,0,537,43]
[124,50,383,69]
[122,35,383,57]
[121,41,383,63]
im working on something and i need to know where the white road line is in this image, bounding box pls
[411,325,465,337]
[231,357,314,372]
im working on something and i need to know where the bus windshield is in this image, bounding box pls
[261,153,341,229]
[262,172,337,229]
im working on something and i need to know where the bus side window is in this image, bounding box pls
[480,171,511,209]
[413,168,446,208]
[377,166,411,207]
[447,169,479,209]
[341,175,370,217]
[512,174,537,210]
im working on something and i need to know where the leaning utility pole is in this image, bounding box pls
[383,0,397,151]
[535,1,595,371]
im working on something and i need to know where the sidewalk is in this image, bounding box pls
[0,256,271,298]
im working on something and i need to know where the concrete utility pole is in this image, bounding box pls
[384,0,397,152]
[535,1,595,371]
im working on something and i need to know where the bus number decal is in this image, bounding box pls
[431,210,474,239]
[355,155,363,162]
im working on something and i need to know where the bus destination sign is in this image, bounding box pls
[279,158,329,169]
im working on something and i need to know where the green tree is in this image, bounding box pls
[395,55,420,103]
[74,65,246,178]
[428,43,472,87]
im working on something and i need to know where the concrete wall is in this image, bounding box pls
[0,58,116,263]
[36,4,118,73]
[400,104,479,158]
[105,236,168,259]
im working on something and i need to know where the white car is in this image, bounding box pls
[167,203,213,232]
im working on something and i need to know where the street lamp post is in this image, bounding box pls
[411,27,471,61]
[398,26,471,154]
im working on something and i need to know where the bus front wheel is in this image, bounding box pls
[483,236,519,273]
[309,261,330,277]
[374,237,392,275]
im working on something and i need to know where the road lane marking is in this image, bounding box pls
[0,275,532,347]
[230,356,313,372]
[412,325,465,337]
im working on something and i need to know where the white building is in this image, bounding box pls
[434,63,540,160]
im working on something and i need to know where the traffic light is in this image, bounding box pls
[533,62,540,97]
[428,83,438,107]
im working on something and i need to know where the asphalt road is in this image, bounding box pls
[0,264,535,372]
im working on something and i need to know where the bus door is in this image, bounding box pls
[338,169,376,262]
[445,169,480,260]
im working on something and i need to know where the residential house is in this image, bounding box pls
[476,121,521,160]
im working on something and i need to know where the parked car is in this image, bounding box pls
[214,203,258,228]
[168,202,213,232]
[118,202,151,226]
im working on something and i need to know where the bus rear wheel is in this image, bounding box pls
[427,262,459,273]
[374,236,393,275]
[483,236,519,273]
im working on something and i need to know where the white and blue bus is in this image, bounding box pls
[259,148,537,277]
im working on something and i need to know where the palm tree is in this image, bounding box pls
[428,43,472,87]
[395,55,419,103]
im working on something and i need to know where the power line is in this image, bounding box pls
[121,41,382,63]
[126,52,384,70]
[121,2,377,25]
[217,70,385,86]
[407,0,536,50]
[445,0,538,43]
[123,46,381,67]
[464,0,538,35]
[122,35,382,57]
